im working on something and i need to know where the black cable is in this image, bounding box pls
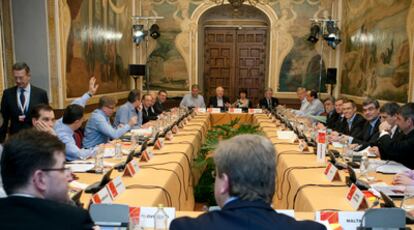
[126,184,173,208]
[165,141,196,158]
[285,166,327,208]
[141,161,188,200]
[152,152,193,192]
[139,166,182,210]
[292,184,348,210]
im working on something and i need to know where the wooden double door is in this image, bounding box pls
[204,27,267,106]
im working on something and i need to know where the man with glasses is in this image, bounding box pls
[170,134,325,230]
[83,96,137,148]
[0,129,94,229]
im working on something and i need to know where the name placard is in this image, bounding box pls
[346,184,368,210]
[194,108,206,113]
[129,206,176,229]
[165,131,173,141]
[140,149,154,162]
[123,159,140,177]
[324,163,340,182]
[228,108,242,113]
[106,176,126,200]
[316,130,327,162]
[207,108,221,113]
[91,187,113,204]
[248,108,263,114]
[316,211,364,230]
[153,138,164,150]
[172,125,179,134]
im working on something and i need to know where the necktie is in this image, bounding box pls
[268,99,271,108]
[368,124,374,136]
[19,88,26,113]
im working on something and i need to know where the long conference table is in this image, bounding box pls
[73,112,404,222]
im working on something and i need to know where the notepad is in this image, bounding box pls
[67,163,95,173]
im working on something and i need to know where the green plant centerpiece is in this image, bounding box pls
[194,118,263,206]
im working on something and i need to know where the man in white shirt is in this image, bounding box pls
[180,84,206,108]
[296,90,324,116]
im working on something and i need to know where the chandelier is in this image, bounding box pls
[210,0,269,11]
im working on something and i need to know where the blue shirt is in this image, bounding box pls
[54,93,96,161]
[83,109,131,148]
[180,93,206,108]
[114,102,142,129]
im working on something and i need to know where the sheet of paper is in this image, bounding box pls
[67,163,95,173]
[376,161,410,174]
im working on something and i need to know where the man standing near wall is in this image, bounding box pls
[0,62,49,142]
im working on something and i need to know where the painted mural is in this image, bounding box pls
[276,1,329,92]
[341,0,411,102]
[59,0,131,98]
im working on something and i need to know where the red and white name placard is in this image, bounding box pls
[324,163,340,182]
[106,176,126,200]
[228,108,242,113]
[194,108,206,113]
[207,108,221,113]
[129,206,176,228]
[153,138,164,150]
[91,187,113,204]
[316,211,364,229]
[140,149,154,162]
[317,129,327,162]
[346,184,368,210]
[123,159,140,177]
[248,108,263,114]
[172,125,179,134]
[165,131,173,141]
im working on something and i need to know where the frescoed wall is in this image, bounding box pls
[341,0,411,102]
[59,0,131,98]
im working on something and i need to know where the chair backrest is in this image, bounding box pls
[89,204,130,227]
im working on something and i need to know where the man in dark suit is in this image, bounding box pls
[330,99,366,143]
[0,129,94,229]
[0,62,49,142]
[323,96,339,129]
[153,90,168,115]
[376,103,414,169]
[331,96,346,131]
[259,87,279,110]
[208,86,230,111]
[142,93,158,124]
[170,135,325,230]
[351,98,381,148]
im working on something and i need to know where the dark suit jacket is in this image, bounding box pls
[0,196,94,230]
[326,111,340,130]
[142,106,158,124]
[259,97,279,110]
[170,199,326,230]
[352,117,380,148]
[0,85,48,142]
[208,96,230,111]
[337,113,366,140]
[153,99,165,115]
[378,129,414,169]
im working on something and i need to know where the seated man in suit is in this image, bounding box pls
[330,99,366,143]
[259,87,279,110]
[376,103,414,169]
[0,62,49,142]
[323,97,339,128]
[83,96,137,148]
[259,88,279,111]
[180,84,206,108]
[0,129,94,229]
[142,94,158,124]
[208,86,230,111]
[170,134,325,230]
[369,102,401,156]
[350,98,381,148]
[153,90,168,115]
[331,96,346,131]
[115,89,143,129]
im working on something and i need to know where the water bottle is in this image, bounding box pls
[154,204,168,230]
[360,152,369,179]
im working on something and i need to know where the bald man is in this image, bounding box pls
[208,86,231,112]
